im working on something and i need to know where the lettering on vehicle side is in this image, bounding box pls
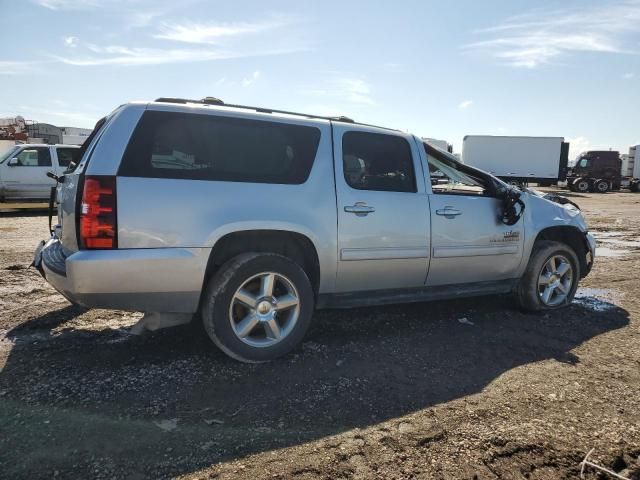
[490,230,521,243]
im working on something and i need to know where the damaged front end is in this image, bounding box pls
[541,192,581,211]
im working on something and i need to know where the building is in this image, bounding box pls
[61,126,92,145]
[627,145,639,178]
[26,123,63,144]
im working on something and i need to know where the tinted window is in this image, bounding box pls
[119,111,321,184]
[56,148,79,167]
[14,147,51,167]
[342,132,416,193]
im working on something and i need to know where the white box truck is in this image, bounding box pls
[462,135,569,185]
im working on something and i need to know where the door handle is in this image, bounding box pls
[436,206,462,218]
[344,202,375,216]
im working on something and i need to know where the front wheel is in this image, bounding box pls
[516,241,580,311]
[201,252,315,362]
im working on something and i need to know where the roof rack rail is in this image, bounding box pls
[152,97,397,130]
[155,97,223,106]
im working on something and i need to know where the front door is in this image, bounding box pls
[333,125,430,292]
[1,147,55,199]
[423,147,524,286]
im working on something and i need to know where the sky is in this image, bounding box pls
[1,0,639,158]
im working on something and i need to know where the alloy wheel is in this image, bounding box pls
[229,272,300,348]
[537,255,573,306]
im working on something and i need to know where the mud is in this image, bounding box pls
[1,190,639,479]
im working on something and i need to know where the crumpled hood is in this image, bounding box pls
[523,190,588,232]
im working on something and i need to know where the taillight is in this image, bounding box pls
[79,175,117,249]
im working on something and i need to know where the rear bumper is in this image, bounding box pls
[34,239,209,313]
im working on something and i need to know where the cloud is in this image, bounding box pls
[52,44,305,67]
[0,60,39,75]
[623,72,635,79]
[458,100,473,109]
[335,78,375,105]
[63,36,78,48]
[242,71,261,87]
[465,1,640,68]
[33,0,102,9]
[566,136,621,161]
[305,77,375,106]
[9,105,101,127]
[154,18,291,44]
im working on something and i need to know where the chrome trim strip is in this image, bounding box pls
[433,245,519,258]
[341,247,429,261]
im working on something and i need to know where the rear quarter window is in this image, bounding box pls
[119,111,321,184]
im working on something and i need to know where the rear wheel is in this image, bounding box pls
[573,178,591,193]
[594,179,609,193]
[516,240,579,311]
[201,252,314,362]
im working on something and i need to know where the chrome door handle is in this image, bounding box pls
[435,207,462,218]
[344,202,375,216]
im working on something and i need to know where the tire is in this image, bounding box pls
[594,179,609,193]
[201,252,315,363]
[516,240,580,312]
[573,178,590,193]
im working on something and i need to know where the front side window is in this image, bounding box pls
[579,158,589,168]
[13,147,52,167]
[119,111,321,184]
[425,143,488,195]
[342,131,416,193]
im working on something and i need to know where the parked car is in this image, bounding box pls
[0,144,80,201]
[33,98,596,362]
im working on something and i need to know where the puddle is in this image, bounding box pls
[574,287,620,312]
[591,230,638,257]
[598,238,640,248]
[592,231,625,238]
[596,246,631,257]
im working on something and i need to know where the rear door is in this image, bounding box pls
[333,124,430,292]
[422,145,524,286]
[1,146,55,199]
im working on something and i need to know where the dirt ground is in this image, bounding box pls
[1,189,639,479]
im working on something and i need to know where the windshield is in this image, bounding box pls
[423,142,505,195]
[0,146,20,164]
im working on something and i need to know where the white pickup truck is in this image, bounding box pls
[0,144,80,201]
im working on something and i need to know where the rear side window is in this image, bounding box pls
[342,131,416,193]
[56,148,80,167]
[119,111,321,184]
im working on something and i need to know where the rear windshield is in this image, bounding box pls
[118,111,321,184]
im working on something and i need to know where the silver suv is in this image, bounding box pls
[34,97,596,362]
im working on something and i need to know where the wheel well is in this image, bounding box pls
[534,226,588,277]
[202,230,321,296]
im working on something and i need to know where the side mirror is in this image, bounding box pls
[7,157,19,167]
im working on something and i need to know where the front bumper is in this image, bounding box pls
[33,238,209,313]
[584,232,596,276]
